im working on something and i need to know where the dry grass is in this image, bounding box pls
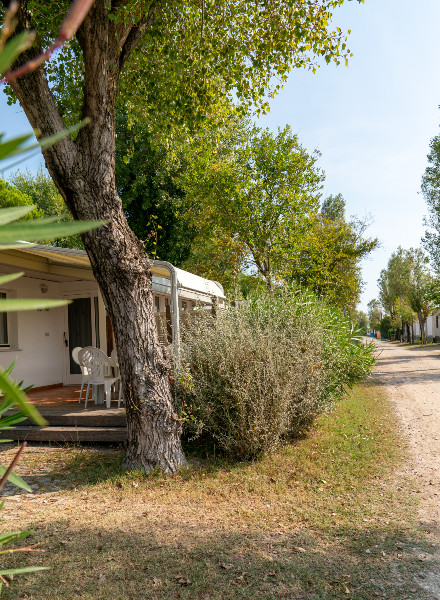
[0,382,437,599]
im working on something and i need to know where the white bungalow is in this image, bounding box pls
[412,310,440,342]
[0,242,225,390]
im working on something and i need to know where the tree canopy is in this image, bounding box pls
[115,112,194,266]
[422,124,440,271]
[4,0,362,132]
[9,167,82,247]
[378,247,433,343]
[0,178,43,220]
[287,194,378,313]
[3,0,365,472]
[180,123,324,291]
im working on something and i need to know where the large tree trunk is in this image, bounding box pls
[10,0,187,472]
[79,189,186,473]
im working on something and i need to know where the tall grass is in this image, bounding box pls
[173,286,376,459]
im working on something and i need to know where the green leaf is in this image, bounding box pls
[0,32,33,77]
[1,119,90,165]
[0,465,32,492]
[0,298,71,312]
[0,567,49,575]
[0,218,106,244]
[0,531,32,547]
[38,119,90,150]
[0,134,34,162]
[0,371,46,427]
[0,412,28,427]
[0,272,24,286]
[0,206,35,226]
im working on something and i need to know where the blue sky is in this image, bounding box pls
[257,0,440,311]
[2,0,440,312]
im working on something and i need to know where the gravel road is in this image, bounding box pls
[374,339,440,534]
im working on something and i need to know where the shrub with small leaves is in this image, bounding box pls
[173,286,375,459]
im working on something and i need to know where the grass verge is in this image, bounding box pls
[0,382,437,599]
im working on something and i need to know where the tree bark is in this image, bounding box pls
[10,0,187,472]
[417,312,427,345]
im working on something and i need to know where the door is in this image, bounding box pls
[63,296,98,385]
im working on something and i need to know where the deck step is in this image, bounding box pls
[24,412,125,428]
[0,426,127,443]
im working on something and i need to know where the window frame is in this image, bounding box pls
[0,291,9,348]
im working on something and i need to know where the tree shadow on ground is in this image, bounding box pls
[1,518,438,600]
[0,436,307,494]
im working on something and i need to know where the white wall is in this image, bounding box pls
[0,275,65,389]
[0,275,102,389]
[412,313,440,341]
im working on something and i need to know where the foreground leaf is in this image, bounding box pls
[0,218,105,244]
[0,372,46,427]
[0,298,71,312]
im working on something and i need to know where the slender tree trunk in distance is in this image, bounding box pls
[417,312,427,345]
[10,0,187,473]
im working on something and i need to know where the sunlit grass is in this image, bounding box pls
[0,382,436,599]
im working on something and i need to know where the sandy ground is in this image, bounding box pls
[374,339,440,536]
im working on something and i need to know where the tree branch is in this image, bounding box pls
[1,0,95,84]
[118,1,161,70]
[8,14,78,177]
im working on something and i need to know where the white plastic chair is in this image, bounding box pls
[107,350,121,398]
[72,346,93,405]
[78,347,122,409]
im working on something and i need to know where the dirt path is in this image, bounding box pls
[374,339,440,536]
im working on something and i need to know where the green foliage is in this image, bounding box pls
[181,124,324,290]
[391,297,415,331]
[355,310,369,333]
[379,315,391,340]
[287,196,378,311]
[0,6,103,591]
[378,247,413,317]
[9,168,82,248]
[115,112,193,265]
[422,124,440,272]
[0,180,43,220]
[0,362,50,592]
[379,247,433,343]
[179,125,376,305]
[3,1,363,129]
[174,286,375,459]
[320,192,346,221]
[367,298,382,332]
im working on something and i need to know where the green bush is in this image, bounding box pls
[173,287,375,459]
[380,315,392,340]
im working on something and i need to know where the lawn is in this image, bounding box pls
[0,382,437,599]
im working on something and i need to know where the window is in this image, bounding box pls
[0,293,8,346]
[154,296,160,313]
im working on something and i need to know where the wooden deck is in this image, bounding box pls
[1,385,127,443]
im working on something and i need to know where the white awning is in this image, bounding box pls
[7,243,225,300]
